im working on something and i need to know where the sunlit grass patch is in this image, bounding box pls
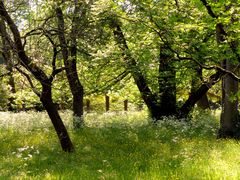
[1,110,240,179]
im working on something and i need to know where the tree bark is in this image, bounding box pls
[178,70,223,119]
[191,67,210,110]
[218,61,239,138]
[41,83,74,152]
[56,6,84,128]
[158,44,177,116]
[124,99,128,111]
[86,99,91,113]
[111,21,162,121]
[111,19,213,121]
[200,0,240,138]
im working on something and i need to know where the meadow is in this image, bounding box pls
[1,110,240,179]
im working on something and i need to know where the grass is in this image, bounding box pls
[1,110,240,179]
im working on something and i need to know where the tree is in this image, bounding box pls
[102,1,221,121]
[88,0,239,122]
[0,0,74,152]
[55,2,85,128]
[200,0,240,138]
[0,19,16,110]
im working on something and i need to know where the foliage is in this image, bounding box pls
[1,111,240,179]
[1,0,238,116]
[0,82,8,110]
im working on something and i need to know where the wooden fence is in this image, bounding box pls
[86,95,131,113]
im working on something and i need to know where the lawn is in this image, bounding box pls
[1,110,240,179]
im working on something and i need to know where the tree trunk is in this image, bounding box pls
[158,45,177,116]
[218,60,239,138]
[178,70,223,119]
[67,64,84,128]
[191,67,210,110]
[41,83,74,152]
[200,0,240,138]
[197,95,209,109]
[216,19,239,138]
[0,18,16,110]
[86,99,91,113]
[111,22,162,121]
[56,7,84,128]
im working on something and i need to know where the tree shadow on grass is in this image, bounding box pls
[1,122,239,179]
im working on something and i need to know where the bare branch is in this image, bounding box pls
[0,1,49,82]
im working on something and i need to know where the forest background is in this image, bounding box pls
[0,0,240,152]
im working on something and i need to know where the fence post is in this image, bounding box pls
[86,99,91,113]
[124,99,128,111]
[105,95,110,112]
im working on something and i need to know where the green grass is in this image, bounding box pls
[1,110,240,179]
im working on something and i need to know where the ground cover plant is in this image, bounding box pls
[1,110,240,179]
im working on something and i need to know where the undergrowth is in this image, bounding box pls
[1,110,240,179]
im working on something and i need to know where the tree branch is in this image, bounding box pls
[0,71,11,78]
[178,69,224,119]
[49,67,66,82]
[200,0,240,62]
[0,1,49,83]
[15,67,41,97]
[177,56,240,81]
[86,70,130,95]
[200,0,218,18]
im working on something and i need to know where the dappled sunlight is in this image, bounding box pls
[206,141,240,179]
[0,0,239,178]
[84,111,149,128]
[1,111,240,179]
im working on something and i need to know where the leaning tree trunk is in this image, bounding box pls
[218,60,239,138]
[191,67,210,110]
[178,70,224,119]
[111,21,162,121]
[41,83,74,152]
